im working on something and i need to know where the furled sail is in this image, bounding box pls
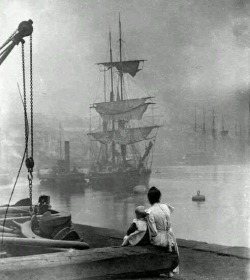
[94,97,153,121]
[88,126,159,145]
[98,60,145,77]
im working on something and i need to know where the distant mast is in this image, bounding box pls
[212,109,216,153]
[212,109,216,139]
[194,108,197,133]
[202,108,206,135]
[248,101,250,145]
[220,115,228,137]
[202,108,206,151]
[194,108,197,150]
[59,123,62,159]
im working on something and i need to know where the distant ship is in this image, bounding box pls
[38,141,86,186]
[87,16,159,188]
[182,109,225,166]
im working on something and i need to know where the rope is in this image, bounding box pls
[1,85,29,249]
[1,146,27,248]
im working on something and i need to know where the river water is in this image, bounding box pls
[1,164,249,247]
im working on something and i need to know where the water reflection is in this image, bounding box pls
[0,165,249,247]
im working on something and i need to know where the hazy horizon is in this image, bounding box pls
[0,0,250,125]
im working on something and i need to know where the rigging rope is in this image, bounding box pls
[1,84,30,248]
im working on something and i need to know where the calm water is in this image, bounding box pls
[1,164,249,247]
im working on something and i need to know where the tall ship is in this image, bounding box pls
[88,16,160,188]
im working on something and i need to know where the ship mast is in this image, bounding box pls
[194,108,197,133]
[212,109,215,138]
[104,69,106,102]
[194,108,197,151]
[119,14,123,101]
[119,14,127,164]
[109,30,115,167]
[221,115,224,131]
[109,30,114,101]
[248,101,250,145]
[59,123,62,159]
[202,108,206,134]
[202,108,206,151]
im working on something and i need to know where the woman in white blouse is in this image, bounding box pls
[146,186,179,277]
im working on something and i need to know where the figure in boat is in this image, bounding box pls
[30,195,82,241]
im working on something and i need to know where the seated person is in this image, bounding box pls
[122,206,150,246]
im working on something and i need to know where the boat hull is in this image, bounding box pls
[89,168,151,189]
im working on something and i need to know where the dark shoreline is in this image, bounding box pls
[74,223,250,259]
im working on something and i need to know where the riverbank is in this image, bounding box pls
[74,223,250,279]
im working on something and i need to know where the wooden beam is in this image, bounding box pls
[0,246,178,279]
[0,237,89,250]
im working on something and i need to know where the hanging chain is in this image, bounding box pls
[30,34,33,159]
[21,42,29,158]
[28,34,34,212]
[21,37,34,213]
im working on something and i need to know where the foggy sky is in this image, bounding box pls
[0,0,250,127]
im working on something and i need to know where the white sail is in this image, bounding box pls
[94,98,153,121]
[88,126,159,145]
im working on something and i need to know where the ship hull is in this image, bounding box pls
[89,168,151,189]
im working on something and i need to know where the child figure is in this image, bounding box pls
[122,206,150,246]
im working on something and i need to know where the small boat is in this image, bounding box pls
[0,196,89,252]
[13,220,89,250]
[0,197,58,219]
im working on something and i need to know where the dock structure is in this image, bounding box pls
[0,246,178,280]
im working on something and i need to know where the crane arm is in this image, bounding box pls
[0,19,33,66]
